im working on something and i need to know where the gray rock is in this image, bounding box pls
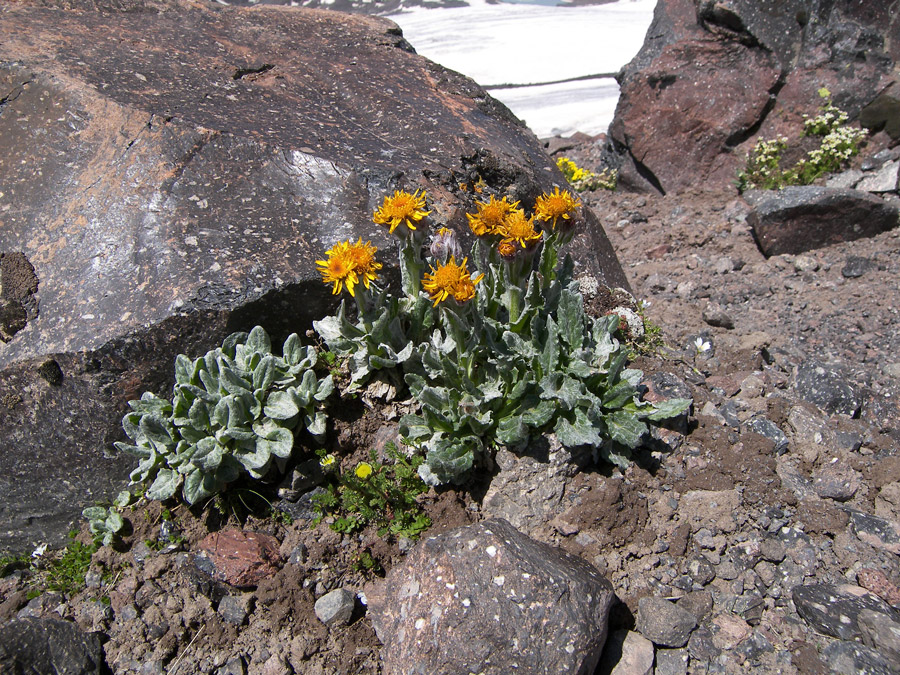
[636,597,698,648]
[812,462,861,502]
[758,537,786,563]
[218,594,254,626]
[217,656,247,675]
[314,588,356,627]
[745,187,900,257]
[860,81,900,140]
[744,416,789,454]
[596,629,654,675]
[676,591,713,623]
[702,304,735,330]
[848,509,900,555]
[367,518,615,675]
[654,647,689,675]
[793,583,900,641]
[277,459,326,501]
[858,608,900,664]
[821,639,897,675]
[857,161,899,193]
[0,617,107,674]
[826,169,864,189]
[842,255,877,278]
[0,0,629,551]
[795,359,862,417]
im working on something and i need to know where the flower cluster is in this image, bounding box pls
[316,239,382,297]
[556,157,618,192]
[373,189,430,234]
[737,94,867,192]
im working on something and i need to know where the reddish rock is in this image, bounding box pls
[610,36,780,194]
[196,529,282,588]
[857,568,900,608]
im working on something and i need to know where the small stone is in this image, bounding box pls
[821,639,896,675]
[676,591,713,623]
[195,529,282,588]
[287,543,308,566]
[792,583,900,640]
[218,594,254,626]
[758,537,786,563]
[826,169,864,189]
[842,255,877,278]
[848,510,900,554]
[597,629,654,675]
[711,613,751,650]
[314,588,356,627]
[794,359,862,416]
[792,255,819,273]
[277,459,325,501]
[117,604,139,622]
[686,556,715,586]
[702,304,735,330]
[856,160,899,193]
[857,568,900,606]
[654,647,689,675]
[743,417,789,455]
[812,462,861,502]
[217,656,247,675]
[636,597,697,648]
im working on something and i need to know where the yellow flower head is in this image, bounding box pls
[355,462,373,480]
[498,209,542,248]
[316,241,359,297]
[534,187,581,230]
[466,195,519,236]
[320,454,337,468]
[497,238,518,260]
[373,189,430,234]
[422,256,484,307]
[347,238,382,290]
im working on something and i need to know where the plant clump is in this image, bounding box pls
[556,157,617,192]
[737,89,868,192]
[115,327,332,505]
[313,443,432,540]
[315,187,691,486]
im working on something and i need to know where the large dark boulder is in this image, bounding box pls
[0,617,108,675]
[0,0,629,552]
[366,518,616,675]
[609,0,900,193]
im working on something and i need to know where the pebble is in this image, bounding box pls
[654,647,689,675]
[218,594,254,626]
[597,629,654,675]
[314,588,356,627]
[636,597,698,648]
[702,304,735,330]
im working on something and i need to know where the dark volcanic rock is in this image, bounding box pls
[0,0,629,550]
[821,639,897,675]
[794,358,863,417]
[0,617,108,675]
[745,187,900,257]
[366,518,616,675]
[792,583,900,641]
[635,596,698,648]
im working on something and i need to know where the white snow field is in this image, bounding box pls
[389,0,656,137]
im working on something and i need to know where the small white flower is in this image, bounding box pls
[32,543,48,559]
[694,337,711,353]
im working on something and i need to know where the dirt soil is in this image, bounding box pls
[2,134,900,674]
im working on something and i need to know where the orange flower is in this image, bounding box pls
[422,256,484,307]
[497,209,542,248]
[373,189,430,234]
[316,241,358,297]
[466,195,519,236]
[534,187,581,230]
[497,238,518,260]
[347,238,382,291]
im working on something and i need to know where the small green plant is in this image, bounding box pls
[352,549,383,575]
[313,443,432,540]
[556,157,617,192]
[115,326,333,504]
[82,505,126,547]
[44,534,98,596]
[737,89,867,191]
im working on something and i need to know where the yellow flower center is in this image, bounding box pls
[500,209,541,247]
[355,462,373,480]
[422,256,483,307]
[467,195,519,236]
[534,187,581,229]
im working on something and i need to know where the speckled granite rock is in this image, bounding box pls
[0,0,629,551]
[366,518,616,675]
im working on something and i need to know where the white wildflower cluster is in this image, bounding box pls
[802,104,849,136]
